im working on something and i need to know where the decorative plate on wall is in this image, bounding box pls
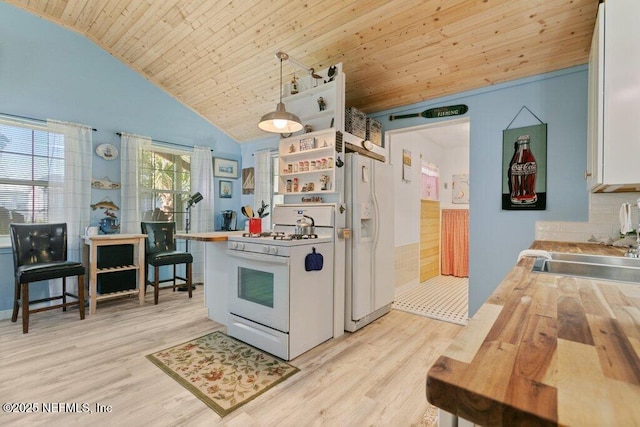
[452,174,469,204]
[91,176,121,189]
[96,143,118,160]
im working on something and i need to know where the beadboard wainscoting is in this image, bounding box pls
[536,192,640,242]
[395,243,420,289]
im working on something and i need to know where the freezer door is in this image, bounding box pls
[372,160,394,310]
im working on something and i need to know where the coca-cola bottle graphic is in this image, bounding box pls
[507,140,517,198]
[509,135,537,204]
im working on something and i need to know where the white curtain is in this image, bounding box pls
[47,119,93,294]
[254,149,273,230]
[189,145,214,283]
[120,133,151,234]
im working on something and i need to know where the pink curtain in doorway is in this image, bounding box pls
[441,209,469,277]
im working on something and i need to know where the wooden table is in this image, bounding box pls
[82,234,146,315]
[427,241,640,426]
[174,231,243,242]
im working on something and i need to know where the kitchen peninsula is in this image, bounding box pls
[175,231,243,325]
[427,241,640,426]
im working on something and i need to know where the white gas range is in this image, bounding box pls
[226,204,335,360]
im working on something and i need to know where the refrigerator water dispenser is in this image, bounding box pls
[360,202,372,219]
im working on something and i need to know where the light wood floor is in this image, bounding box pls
[0,288,461,426]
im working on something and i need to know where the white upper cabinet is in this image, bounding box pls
[586,3,604,190]
[587,0,640,192]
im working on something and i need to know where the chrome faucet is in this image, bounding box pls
[625,197,640,258]
[637,197,640,252]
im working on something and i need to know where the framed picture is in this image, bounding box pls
[219,180,232,198]
[452,174,469,204]
[402,149,412,182]
[242,167,255,195]
[501,123,547,210]
[299,137,315,151]
[213,157,238,178]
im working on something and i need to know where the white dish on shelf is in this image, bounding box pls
[96,143,119,160]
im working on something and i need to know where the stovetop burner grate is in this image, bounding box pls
[273,233,318,241]
[241,231,287,238]
[240,231,319,240]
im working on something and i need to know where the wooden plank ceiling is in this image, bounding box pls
[6,0,598,142]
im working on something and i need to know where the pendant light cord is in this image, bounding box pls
[279,57,284,103]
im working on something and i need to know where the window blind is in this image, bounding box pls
[0,117,64,234]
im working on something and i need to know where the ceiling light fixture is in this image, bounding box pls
[258,52,303,134]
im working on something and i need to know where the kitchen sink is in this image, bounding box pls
[548,252,640,267]
[531,252,640,283]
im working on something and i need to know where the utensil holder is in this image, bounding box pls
[249,218,262,234]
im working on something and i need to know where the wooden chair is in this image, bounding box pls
[141,221,193,304]
[10,223,85,333]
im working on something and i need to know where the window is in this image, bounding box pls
[272,153,283,208]
[0,118,64,235]
[139,147,191,230]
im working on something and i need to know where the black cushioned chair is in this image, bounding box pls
[10,223,85,333]
[141,221,193,304]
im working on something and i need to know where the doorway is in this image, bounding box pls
[388,117,470,324]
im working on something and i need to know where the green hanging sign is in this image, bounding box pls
[389,104,468,121]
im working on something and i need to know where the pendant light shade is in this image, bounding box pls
[258,102,303,133]
[259,52,303,134]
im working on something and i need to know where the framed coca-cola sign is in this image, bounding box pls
[501,123,547,210]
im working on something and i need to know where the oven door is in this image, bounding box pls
[226,250,290,333]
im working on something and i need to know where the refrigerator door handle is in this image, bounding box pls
[361,165,369,183]
[371,167,380,247]
[370,164,379,310]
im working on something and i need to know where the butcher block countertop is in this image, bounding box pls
[426,241,640,426]
[174,231,243,242]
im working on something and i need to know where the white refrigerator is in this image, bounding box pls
[344,152,395,332]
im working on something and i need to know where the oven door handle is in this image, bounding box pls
[226,250,289,265]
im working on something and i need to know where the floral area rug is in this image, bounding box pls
[147,331,299,417]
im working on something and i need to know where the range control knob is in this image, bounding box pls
[269,246,278,255]
[229,242,238,249]
[237,242,245,250]
[262,245,270,253]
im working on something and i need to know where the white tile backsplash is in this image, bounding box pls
[536,192,640,242]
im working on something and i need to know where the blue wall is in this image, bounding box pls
[0,2,242,227]
[0,3,241,314]
[372,66,589,316]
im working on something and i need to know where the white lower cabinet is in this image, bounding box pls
[437,409,476,427]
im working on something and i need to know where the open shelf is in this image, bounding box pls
[96,264,139,274]
[281,167,334,177]
[95,289,140,299]
[282,80,337,102]
[83,234,146,315]
[280,144,335,160]
[278,63,344,204]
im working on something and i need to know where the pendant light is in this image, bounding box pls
[259,52,303,133]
